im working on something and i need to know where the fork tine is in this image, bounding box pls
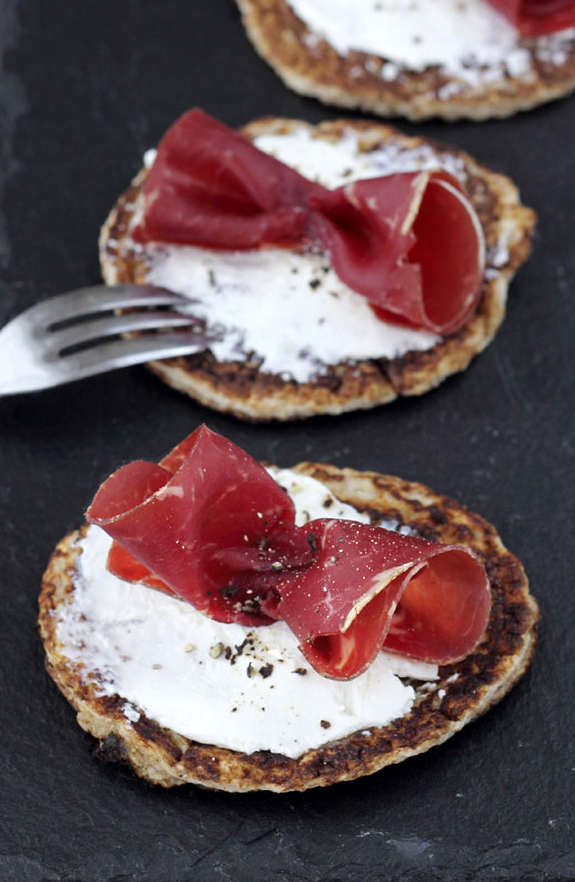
[47,310,201,354]
[50,330,219,384]
[0,284,223,396]
[28,285,188,328]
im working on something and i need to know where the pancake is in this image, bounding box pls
[235,0,575,120]
[100,118,535,421]
[39,462,538,792]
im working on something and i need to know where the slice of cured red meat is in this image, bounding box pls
[487,0,575,35]
[310,171,485,334]
[86,425,312,626]
[86,426,491,680]
[264,520,491,679]
[135,111,317,249]
[134,109,485,335]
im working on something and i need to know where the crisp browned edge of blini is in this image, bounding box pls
[99,118,536,422]
[235,0,575,121]
[38,463,538,793]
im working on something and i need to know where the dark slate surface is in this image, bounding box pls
[0,1,574,880]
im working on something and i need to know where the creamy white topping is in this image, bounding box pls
[287,0,575,84]
[270,467,371,526]
[56,469,437,759]
[254,131,468,184]
[141,130,478,382]
[147,245,440,382]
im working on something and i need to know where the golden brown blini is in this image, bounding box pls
[100,118,535,422]
[39,463,538,793]
[235,0,575,121]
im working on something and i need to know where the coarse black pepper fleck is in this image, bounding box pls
[260,664,274,679]
[219,584,238,598]
[320,720,331,729]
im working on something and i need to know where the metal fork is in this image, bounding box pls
[0,284,221,396]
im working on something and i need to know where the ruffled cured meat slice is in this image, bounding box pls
[86,426,491,680]
[263,520,491,679]
[135,110,317,249]
[487,0,575,35]
[86,425,312,626]
[312,171,485,335]
[134,109,485,335]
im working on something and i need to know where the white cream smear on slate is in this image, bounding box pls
[288,0,575,85]
[141,132,444,383]
[56,469,437,759]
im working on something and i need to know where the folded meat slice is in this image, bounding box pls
[134,109,485,335]
[86,425,311,626]
[265,520,491,679]
[86,426,491,679]
[488,0,575,35]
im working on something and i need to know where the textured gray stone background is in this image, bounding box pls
[0,2,573,879]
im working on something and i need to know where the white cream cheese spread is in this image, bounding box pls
[56,469,438,759]
[140,131,453,383]
[287,0,575,85]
